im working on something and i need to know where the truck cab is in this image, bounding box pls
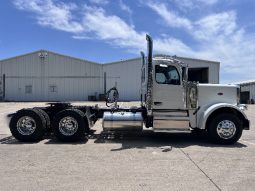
[140,35,249,143]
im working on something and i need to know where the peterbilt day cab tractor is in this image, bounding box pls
[9,35,249,144]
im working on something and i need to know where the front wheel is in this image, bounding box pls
[208,114,243,144]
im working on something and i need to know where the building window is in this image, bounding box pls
[25,85,32,94]
[49,85,57,93]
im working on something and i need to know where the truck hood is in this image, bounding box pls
[197,83,239,106]
[198,84,239,88]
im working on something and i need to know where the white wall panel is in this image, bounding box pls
[0,51,220,101]
[1,51,103,101]
[103,59,142,101]
[4,78,43,101]
[1,53,43,101]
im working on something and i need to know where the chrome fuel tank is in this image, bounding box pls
[102,112,143,131]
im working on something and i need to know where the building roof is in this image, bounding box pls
[234,80,255,85]
[175,55,220,64]
[104,55,220,66]
[0,49,220,66]
[0,49,100,65]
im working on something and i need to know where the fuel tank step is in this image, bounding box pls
[153,111,190,131]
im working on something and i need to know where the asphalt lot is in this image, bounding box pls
[0,102,255,191]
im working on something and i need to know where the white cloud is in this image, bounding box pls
[13,0,192,56]
[13,0,84,33]
[145,1,255,81]
[81,6,145,50]
[147,2,193,30]
[78,6,194,55]
[89,0,109,5]
[13,0,255,82]
[119,0,132,15]
[72,35,91,40]
[146,2,238,41]
[11,0,197,55]
[201,0,219,5]
[174,0,219,10]
[153,37,195,56]
[194,11,237,40]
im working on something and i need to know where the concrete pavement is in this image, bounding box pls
[0,102,254,191]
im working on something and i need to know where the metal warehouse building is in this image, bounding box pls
[236,80,255,104]
[0,50,220,101]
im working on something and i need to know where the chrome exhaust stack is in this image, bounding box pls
[140,51,145,66]
[146,34,153,116]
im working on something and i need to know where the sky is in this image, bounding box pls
[0,0,255,83]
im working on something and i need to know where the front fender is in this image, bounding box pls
[197,103,249,130]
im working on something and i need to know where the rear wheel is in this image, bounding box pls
[208,113,243,144]
[52,109,89,142]
[9,109,46,142]
[33,108,51,129]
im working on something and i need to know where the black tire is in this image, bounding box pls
[191,128,207,137]
[33,108,51,129]
[9,109,46,142]
[208,113,243,144]
[191,128,205,134]
[52,109,89,142]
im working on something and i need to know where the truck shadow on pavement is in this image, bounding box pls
[91,130,247,150]
[0,131,247,149]
[0,135,88,145]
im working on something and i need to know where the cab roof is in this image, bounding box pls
[153,55,188,67]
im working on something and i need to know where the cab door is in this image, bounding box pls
[153,64,185,110]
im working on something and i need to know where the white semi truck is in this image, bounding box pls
[9,35,249,144]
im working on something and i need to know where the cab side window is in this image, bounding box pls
[155,65,180,85]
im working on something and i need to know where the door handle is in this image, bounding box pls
[154,102,163,105]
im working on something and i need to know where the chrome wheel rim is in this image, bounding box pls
[59,117,78,136]
[17,116,36,135]
[216,120,236,139]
